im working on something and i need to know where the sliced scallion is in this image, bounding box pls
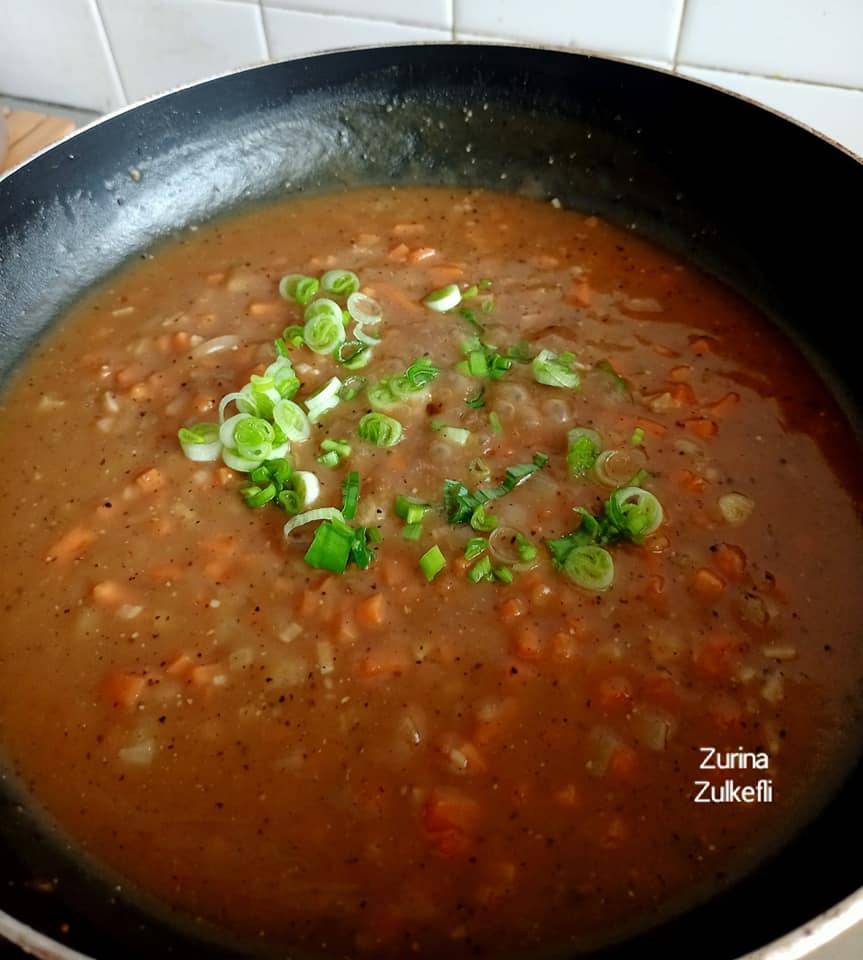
[423,284,462,313]
[358,412,403,447]
[305,376,342,422]
[303,299,346,354]
[321,269,360,297]
[178,422,221,462]
[532,349,581,389]
[283,506,342,538]
[440,426,471,446]
[273,399,311,443]
[419,545,446,581]
[402,523,423,541]
[464,537,487,562]
[292,470,320,508]
[341,471,360,520]
[563,545,614,591]
[279,274,319,305]
[346,291,382,326]
[395,495,431,524]
[567,427,602,478]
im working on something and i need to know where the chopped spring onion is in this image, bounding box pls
[318,451,339,468]
[241,457,294,510]
[339,376,367,401]
[403,357,439,389]
[341,471,360,520]
[495,566,514,584]
[464,537,487,562]
[337,341,372,369]
[273,399,311,443]
[459,307,484,334]
[304,518,355,573]
[402,523,423,541]
[567,427,602,478]
[462,284,479,300]
[275,324,306,355]
[468,555,493,583]
[353,323,381,346]
[395,495,431,525]
[630,426,645,446]
[440,426,471,446]
[305,376,342,422]
[489,411,503,434]
[358,412,403,447]
[242,482,277,507]
[563,545,615,591]
[278,489,301,513]
[233,416,275,461]
[321,269,360,297]
[321,438,351,460]
[488,527,537,568]
[292,470,320,507]
[532,349,581,389]
[279,274,319,305]
[465,385,486,409]
[444,453,548,525]
[222,447,264,473]
[368,380,398,411]
[419,545,447,582]
[178,422,221,462]
[283,506,342,538]
[346,291,383,326]
[470,504,498,532]
[593,447,647,488]
[303,299,346,354]
[423,284,462,313]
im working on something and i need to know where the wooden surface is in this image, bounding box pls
[1,106,75,173]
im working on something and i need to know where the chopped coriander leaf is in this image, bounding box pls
[443,453,548,525]
[464,537,487,562]
[532,349,581,389]
[419,545,447,582]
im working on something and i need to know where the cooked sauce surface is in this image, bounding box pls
[0,187,861,957]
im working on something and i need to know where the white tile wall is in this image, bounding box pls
[0,0,861,156]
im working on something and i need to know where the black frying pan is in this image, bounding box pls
[1,43,861,960]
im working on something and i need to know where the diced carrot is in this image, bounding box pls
[498,597,526,622]
[206,271,226,285]
[189,663,223,686]
[408,247,436,263]
[641,671,680,709]
[337,615,358,643]
[669,383,697,405]
[248,300,283,318]
[297,589,320,618]
[200,535,236,558]
[667,365,692,382]
[674,468,706,494]
[706,392,740,417]
[694,632,741,681]
[45,525,96,563]
[371,280,424,314]
[92,579,136,607]
[607,744,640,782]
[171,330,191,352]
[357,593,386,628]
[567,279,593,306]
[165,652,194,677]
[149,561,184,583]
[707,694,744,733]
[634,417,666,438]
[216,466,234,486]
[641,575,670,615]
[116,364,148,389]
[553,784,581,808]
[596,675,634,711]
[713,543,747,581]
[359,648,409,678]
[202,559,232,582]
[683,418,718,439]
[691,567,726,601]
[600,815,630,849]
[423,788,480,858]
[387,243,410,262]
[128,382,151,402]
[551,631,577,661]
[689,335,718,355]
[135,467,165,495]
[512,624,543,661]
[102,671,147,709]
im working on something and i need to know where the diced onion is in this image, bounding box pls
[718,492,755,526]
[283,506,343,538]
[190,334,239,359]
[273,399,311,442]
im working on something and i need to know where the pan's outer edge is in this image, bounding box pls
[0,40,860,960]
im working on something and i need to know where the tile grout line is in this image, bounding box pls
[89,0,128,107]
[676,61,863,94]
[251,2,449,33]
[257,0,273,60]
[449,0,456,40]
[671,0,687,71]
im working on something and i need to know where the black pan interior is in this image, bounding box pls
[0,43,861,960]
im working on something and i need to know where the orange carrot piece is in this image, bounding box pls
[171,330,191,352]
[408,247,437,263]
[512,624,543,661]
[596,675,634,711]
[359,648,409,678]
[426,265,464,286]
[45,525,96,563]
[713,543,747,581]
[498,597,526,622]
[189,663,223,686]
[357,593,386,628]
[689,335,718,355]
[674,468,706,493]
[248,300,284,318]
[691,567,726,601]
[387,243,410,262]
[667,365,692,382]
[135,467,165,495]
[567,279,593,306]
[683,417,718,439]
[669,382,697,405]
[553,784,581,808]
[608,744,640,782]
[694,632,741,681]
[92,579,136,607]
[102,671,147,709]
[165,653,194,677]
[641,671,680,709]
[634,417,666,438]
[423,788,480,858]
[706,392,740,417]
